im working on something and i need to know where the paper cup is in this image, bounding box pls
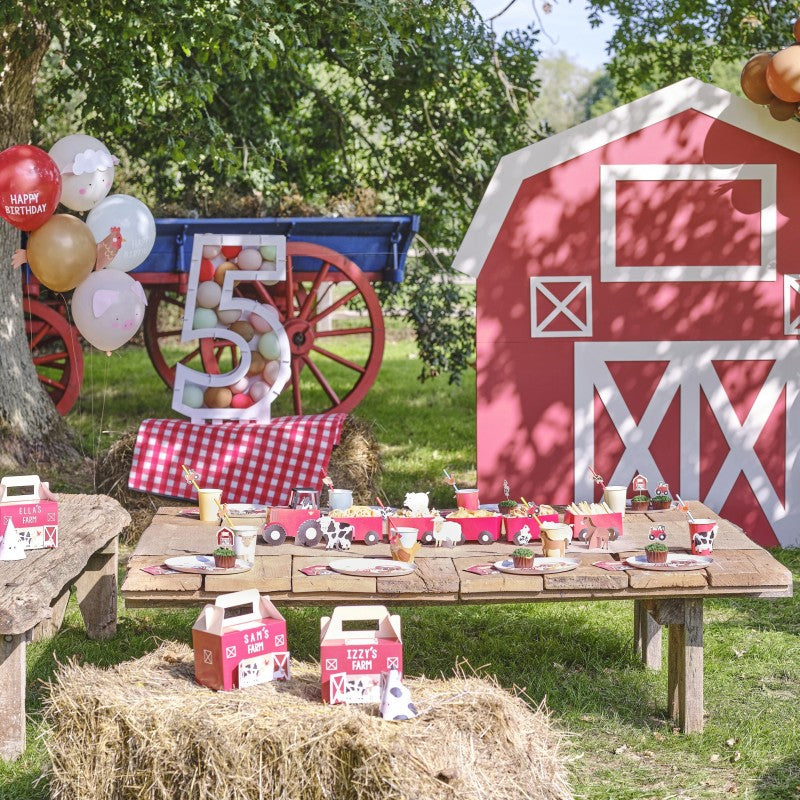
[394,526,418,549]
[689,519,718,555]
[455,489,480,510]
[233,525,259,563]
[328,488,353,511]
[197,488,222,522]
[603,485,627,515]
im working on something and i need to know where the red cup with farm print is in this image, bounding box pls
[455,488,480,510]
[689,519,718,555]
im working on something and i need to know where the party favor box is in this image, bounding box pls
[320,605,403,705]
[192,590,290,692]
[0,475,58,550]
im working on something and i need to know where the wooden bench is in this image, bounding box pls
[0,494,130,760]
[122,501,793,734]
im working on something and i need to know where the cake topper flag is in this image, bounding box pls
[503,479,510,500]
[0,519,26,561]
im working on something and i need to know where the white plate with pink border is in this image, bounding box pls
[625,554,713,571]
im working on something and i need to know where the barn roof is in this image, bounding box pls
[453,77,800,278]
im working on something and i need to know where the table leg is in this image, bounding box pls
[32,586,71,643]
[75,538,118,640]
[666,599,704,733]
[0,633,26,760]
[634,600,662,670]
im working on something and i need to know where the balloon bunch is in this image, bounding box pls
[0,134,154,352]
[740,18,800,121]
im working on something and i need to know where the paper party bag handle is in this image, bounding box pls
[0,475,43,504]
[320,605,400,642]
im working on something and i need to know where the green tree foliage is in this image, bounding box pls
[587,0,799,99]
[4,1,545,386]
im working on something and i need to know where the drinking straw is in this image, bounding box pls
[214,497,234,529]
[675,495,695,522]
[442,468,459,493]
[180,463,201,493]
[588,466,605,487]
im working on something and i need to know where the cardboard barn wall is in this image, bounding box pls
[469,92,800,547]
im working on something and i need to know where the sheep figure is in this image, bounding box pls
[431,512,461,547]
[379,669,418,721]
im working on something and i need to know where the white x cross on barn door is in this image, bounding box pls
[573,341,800,546]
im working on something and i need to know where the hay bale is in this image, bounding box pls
[43,644,572,800]
[326,416,383,505]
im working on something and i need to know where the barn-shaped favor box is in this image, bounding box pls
[192,590,289,691]
[0,475,58,550]
[320,605,403,704]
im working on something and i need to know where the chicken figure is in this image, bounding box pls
[94,226,124,270]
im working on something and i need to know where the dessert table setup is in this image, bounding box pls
[121,493,792,734]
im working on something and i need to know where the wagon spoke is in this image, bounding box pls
[178,346,202,365]
[38,374,67,391]
[298,262,331,320]
[29,324,51,350]
[308,287,360,325]
[316,326,373,337]
[157,328,184,338]
[311,345,366,374]
[302,354,341,406]
[164,296,186,310]
[291,357,304,415]
[33,350,68,366]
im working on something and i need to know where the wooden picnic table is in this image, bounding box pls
[121,501,792,733]
[0,493,130,761]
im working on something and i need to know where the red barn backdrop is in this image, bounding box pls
[453,78,800,547]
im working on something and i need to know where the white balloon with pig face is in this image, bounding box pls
[71,270,148,352]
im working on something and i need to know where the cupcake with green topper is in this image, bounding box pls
[511,547,534,569]
[630,494,650,511]
[213,546,236,569]
[644,541,668,563]
[651,482,672,510]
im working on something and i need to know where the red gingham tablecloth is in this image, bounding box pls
[128,415,347,505]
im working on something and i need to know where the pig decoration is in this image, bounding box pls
[403,492,430,516]
[71,268,147,352]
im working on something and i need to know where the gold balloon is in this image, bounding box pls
[795,17,800,43]
[740,52,775,104]
[26,214,96,292]
[768,96,797,121]
[766,45,800,103]
[204,386,232,408]
[214,260,238,286]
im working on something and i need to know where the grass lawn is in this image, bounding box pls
[2,325,799,799]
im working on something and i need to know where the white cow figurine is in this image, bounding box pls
[431,513,461,547]
[319,515,354,550]
[380,669,418,721]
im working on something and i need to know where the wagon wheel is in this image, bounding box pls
[143,288,207,387]
[143,283,308,387]
[420,530,435,546]
[363,529,381,546]
[24,298,83,415]
[201,242,385,415]
[477,530,495,545]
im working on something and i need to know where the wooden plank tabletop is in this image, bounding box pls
[121,502,793,608]
[1,494,130,635]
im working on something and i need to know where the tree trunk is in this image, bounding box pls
[0,21,80,469]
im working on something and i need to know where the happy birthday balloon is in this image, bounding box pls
[86,194,155,271]
[72,269,147,351]
[0,145,62,232]
[26,214,96,291]
[49,134,117,212]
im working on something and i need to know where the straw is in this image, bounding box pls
[587,466,605,487]
[180,464,201,494]
[675,495,695,522]
[442,468,459,493]
[214,498,234,528]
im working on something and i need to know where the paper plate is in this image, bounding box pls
[625,554,713,571]
[494,557,579,575]
[223,504,267,516]
[164,555,253,575]
[328,558,416,577]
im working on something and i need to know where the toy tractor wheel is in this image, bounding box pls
[296,519,323,547]
[477,530,494,545]
[363,529,381,546]
[262,524,287,546]
[608,527,620,541]
[513,531,533,546]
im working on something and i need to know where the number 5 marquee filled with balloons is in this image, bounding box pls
[0,133,155,353]
[172,235,291,423]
